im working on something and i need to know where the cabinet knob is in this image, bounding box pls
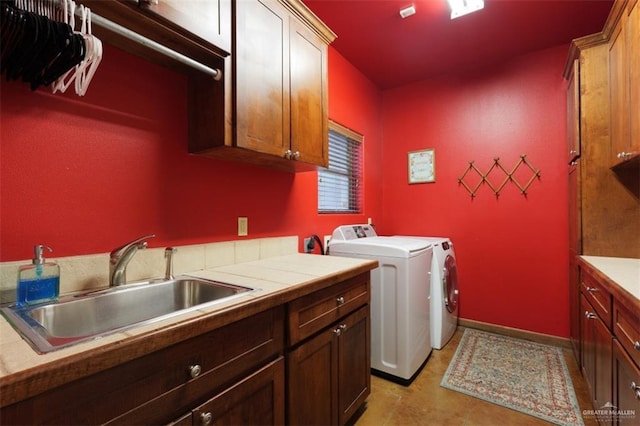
[585,286,598,293]
[339,323,347,332]
[284,150,292,160]
[584,311,596,319]
[200,412,213,426]
[634,341,640,351]
[293,151,300,160]
[336,296,345,305]
[617,151,636,160]
[333,327,342,336]
[569,149,577,155]
[189,364,202,378]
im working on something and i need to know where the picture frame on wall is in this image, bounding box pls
[408,149,436,184]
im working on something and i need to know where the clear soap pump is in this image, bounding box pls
[16,245,60,307]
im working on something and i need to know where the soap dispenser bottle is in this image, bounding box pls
[16,245,60,307]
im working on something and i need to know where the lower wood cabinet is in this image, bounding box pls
[287,305,370,425]
[1,307,285,425]
[580,293,613,416]
[1,269,375,425]
[172,357,285,426]
[286,272,371,425]
[613,340,640,424]
[577,259,640,425]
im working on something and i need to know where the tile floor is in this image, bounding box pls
[351,328,597,426]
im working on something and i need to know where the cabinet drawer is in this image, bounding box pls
[614,299,640,368]
[581,269,612,328]
[192,357,285,426]
[613,340,640,419]
[2,307,284,425]
[288,273,369,346]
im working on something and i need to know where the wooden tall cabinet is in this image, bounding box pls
[566,0,640,415]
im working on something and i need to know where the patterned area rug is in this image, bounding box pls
[441,329,584,426]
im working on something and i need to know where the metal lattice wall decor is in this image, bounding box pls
[458,155,541,198]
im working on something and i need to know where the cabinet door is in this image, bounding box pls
[337,306,370,425]
[235,0,290,157]
[581,294,613,418]
[629,0,639,153]
[193,357,285,426]
[287,324,338,426]
[289,17,328,167]
[613,340,640,425]
[139,0,231,54]
[287,305,370,426]
[567,59,580,163]
[610,15,628,164]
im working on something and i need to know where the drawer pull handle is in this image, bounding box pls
[634,341,640,351]
[584,311,596,319]
[631,382,640,400]
[200,411,213,426]
[336,296,345,305]
[586,287,598,293]
[189,364,202,379]
[333,324,347,336]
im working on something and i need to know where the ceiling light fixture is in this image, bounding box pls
[399,4,416,19]
[447,0,484,19]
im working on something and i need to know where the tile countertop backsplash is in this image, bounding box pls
[0,237,299,304]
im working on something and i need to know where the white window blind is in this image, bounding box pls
[318,121,363,213]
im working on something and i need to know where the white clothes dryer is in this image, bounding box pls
[392,236,459,350]
[328,225,433,384]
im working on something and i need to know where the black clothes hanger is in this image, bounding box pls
[0,0,86,90]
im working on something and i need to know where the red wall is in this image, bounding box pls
[0,45,383,260]
[0,39,571,338]
[379,45,570,337]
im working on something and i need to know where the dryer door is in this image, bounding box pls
[443,255,459,313]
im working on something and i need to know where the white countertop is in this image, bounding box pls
[580,256,640,300]
[0,254,376,384]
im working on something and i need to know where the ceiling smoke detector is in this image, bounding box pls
[399,4,416,19]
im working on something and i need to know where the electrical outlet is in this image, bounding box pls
[238,217,248,236]
[303,237,313,253]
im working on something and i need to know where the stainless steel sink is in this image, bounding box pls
[1,276,254,353]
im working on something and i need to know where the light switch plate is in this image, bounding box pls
[238,217,248,236]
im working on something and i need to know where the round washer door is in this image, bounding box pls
[443,254,459,313]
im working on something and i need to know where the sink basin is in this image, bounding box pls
[1,276,254,353]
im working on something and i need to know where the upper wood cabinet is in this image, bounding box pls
[138,0,232,55]
[234,0,291,159]
[81,0,229,70]
[189,0,336,172]
[609,0,640,165]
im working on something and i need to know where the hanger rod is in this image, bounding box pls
[86,11,222,80]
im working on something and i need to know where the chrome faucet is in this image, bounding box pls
[109,234,155,287]
[164,247,177,280]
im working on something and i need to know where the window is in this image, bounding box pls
[318,121,363,213]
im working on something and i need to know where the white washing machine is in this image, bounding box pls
[392,236,459,350]
[328,225,434,384]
